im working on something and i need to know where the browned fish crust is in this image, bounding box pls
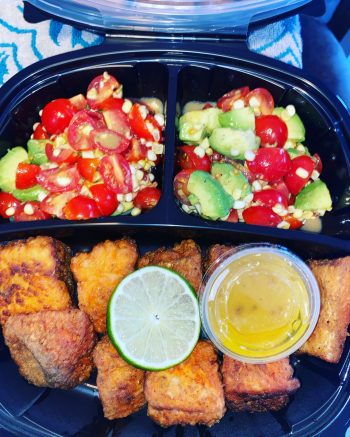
[138,239,202,293]
[204,244,234,272]
[3,309,96,389]
[93,337,146,420]
[145,340,226,427]
[221,356,300,412]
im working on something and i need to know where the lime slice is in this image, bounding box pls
[107,266,200,371]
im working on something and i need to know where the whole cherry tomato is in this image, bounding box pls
[134,187,161,210]
[217,87,250,112]
[284,155,315,195]
[173,169,195,205]
[86,73,120,109]
[41,98,76,135]
[63,195,101,220]
[244,88,275,115]
[178,146,211,172]
[90,183,118,216]
[253,189,288,209]
[14,202,51,222]
[45,143,78,164]
[242,206,282,227]
[255,115,288,147]
[15,163,41,189]
[99,154,132,194]
[247,148,291,182]
[77,158,100,182]
[33,123,48,140]
[0,193,20,218]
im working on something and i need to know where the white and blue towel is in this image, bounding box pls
[0,1,302,86]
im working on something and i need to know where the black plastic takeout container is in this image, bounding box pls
[1,1,350,436]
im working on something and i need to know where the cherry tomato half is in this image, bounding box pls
[123,138,148,162]
[178,145,211,172]
[129,103,162,142]
[255,115,288,148]
[33,123,48,140]
[174,169,195,205]
[247,148,291,183]
[77,158,100,182]
[86,73,120,109]
[14,202,51,222]
[271,180,290,200]
[253,188,288,209]
[68,110,106,151]
[63,195,101,220]
[134,187,161,210]
[99,154,132,194]
[226,209,238,223]
[282,214,303,230]
[37,164,81,193]
[244,88,275,115]
[45,143,78,164]
[101,98,131,138]
[284,155,315,195]
[217,87,250,112]
[40,191,77,218]
[41,98,76,135]
[0,193,20,218]
[90,128,130,154]
[15,163,41,189]
[242,206,282,227]
[90,183,118,216]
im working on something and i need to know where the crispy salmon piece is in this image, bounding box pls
[3,309,96,389]
[222,356,300,412]
[138,240,202,293]
[0,236,73,325]
[298,257,350,363]
[71,239,138,333]
[204,244,234,272]
[145,340,225,427]
[93,337,146,420]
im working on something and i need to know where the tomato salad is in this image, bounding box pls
[174,87,332,229]
[0,72,164,221]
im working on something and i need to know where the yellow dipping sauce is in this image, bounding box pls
[207,251,310,359]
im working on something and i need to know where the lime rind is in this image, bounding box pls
[107,266,200,371]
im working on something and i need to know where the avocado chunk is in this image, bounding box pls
[211,162,251,200]
[28,139,49,165]
[273,107,306,142]
[295,179,332,211]
[209,128,259,160]
[178,108,222,144]
[219,107,255,131]
[187,170,233,220]
[12,185,48,202]
[0,147,28,192]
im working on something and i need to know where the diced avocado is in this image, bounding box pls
[12,185,48,202]
[295,179,332,211]
[287,147,310,159]
[27,139,49,165]
[273,107,306,142]
[218,107,255,131]
[0,147,28,192]
[187,170,233,220]
[178,108,221,144]
[209,128,259,160]
[211,162,251,200]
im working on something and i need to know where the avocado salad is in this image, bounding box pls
[174,87,332,229]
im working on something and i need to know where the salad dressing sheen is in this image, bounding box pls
[207,253,310,358]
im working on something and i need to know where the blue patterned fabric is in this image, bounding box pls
[0,1,302,86]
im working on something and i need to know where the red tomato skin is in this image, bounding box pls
[217,87,250,112]
[178,146,211,172]
[242,206,282,227]
[313,153,323,174]
[16,163,41,189]
[99,154,132,194]
[283,214,303,230]
[129,104,162,141]
[102,102,130,137]
[77,158,100,182]
[226,209,239,223]
[41,99,76,135]
[173,169,195,205]
[253,189,288,209]
[247,148,292,183]
[36,164,81,193]
[90,184,118,216]
[45,143,78,164]
[255,115,288,147]
[0,193,20,218]
[86,74,120,109]
[134,187,161,210]
[123,138,147,162]
[14,202,51,222]
[244,88,275,115]
[33,123,49,140]
[40,191,77,218]
[271,180,290,200]
[67,110,106,151]
[63,195,101,220]
[284,155,315,195]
